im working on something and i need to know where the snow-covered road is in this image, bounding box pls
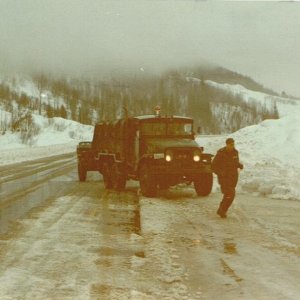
[0,171,299,299]
[141,188,300,299]
[0,153,76,234]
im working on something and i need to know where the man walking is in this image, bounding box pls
[212,138,244,218]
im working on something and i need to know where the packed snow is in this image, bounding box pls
[0,115,93,165]
[198,114,300,201]
[1,81,300,201]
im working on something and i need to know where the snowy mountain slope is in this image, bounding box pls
[0,75,66,108]
[206,80,300,117]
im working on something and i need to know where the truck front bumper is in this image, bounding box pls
[149,161,212,176]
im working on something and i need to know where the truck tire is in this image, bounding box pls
[78,163,87,182]
[111,163,126,191]
[139,164,157,197]
[102,163,113,189]
[158,181,170,190]
[194,172,213,196]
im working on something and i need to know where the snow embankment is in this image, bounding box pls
[32,115,94,146]
[197,112,300,201]
[0,115,93,165]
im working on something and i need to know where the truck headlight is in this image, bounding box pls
[193,154,200,162]
[165,150,173,162]
[166,154,172,162]
[193,150,201,162]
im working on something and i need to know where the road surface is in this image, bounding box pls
[0,156,299,299]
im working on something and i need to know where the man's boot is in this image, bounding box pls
[217,207,227,218]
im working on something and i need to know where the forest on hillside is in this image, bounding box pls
[0,67,280,134]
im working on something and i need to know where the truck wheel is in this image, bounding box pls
[139,164,157,197]
[102,163,113,189]
[194,173,213,196]
[78,163,87,182]
[158,182,170,190]
[111,163,126,191]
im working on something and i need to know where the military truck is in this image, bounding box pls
[76,109,213,197]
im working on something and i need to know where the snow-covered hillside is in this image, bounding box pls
[0,75,65,107]
[206,80,300,117]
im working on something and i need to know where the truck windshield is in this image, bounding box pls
[141,122,192,136]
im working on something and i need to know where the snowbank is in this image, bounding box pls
[0,114,93,165]
[197,112,300,201]
[32,115,94,146]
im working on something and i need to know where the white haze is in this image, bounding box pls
[1,1,300,95]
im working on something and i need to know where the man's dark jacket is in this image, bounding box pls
[212,147,243,188]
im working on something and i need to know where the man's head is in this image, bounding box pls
[225,138,235,151]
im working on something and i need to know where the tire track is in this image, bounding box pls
[0,153,77,234]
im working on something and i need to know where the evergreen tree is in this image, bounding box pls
[59,105,67,119]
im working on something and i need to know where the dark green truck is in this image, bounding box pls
[76,112,213,197]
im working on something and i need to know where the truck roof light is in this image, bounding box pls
[154,105,161,117]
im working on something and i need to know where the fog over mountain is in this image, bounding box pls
[1,1,300,96]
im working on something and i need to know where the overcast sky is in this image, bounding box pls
[1,0,300,96]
